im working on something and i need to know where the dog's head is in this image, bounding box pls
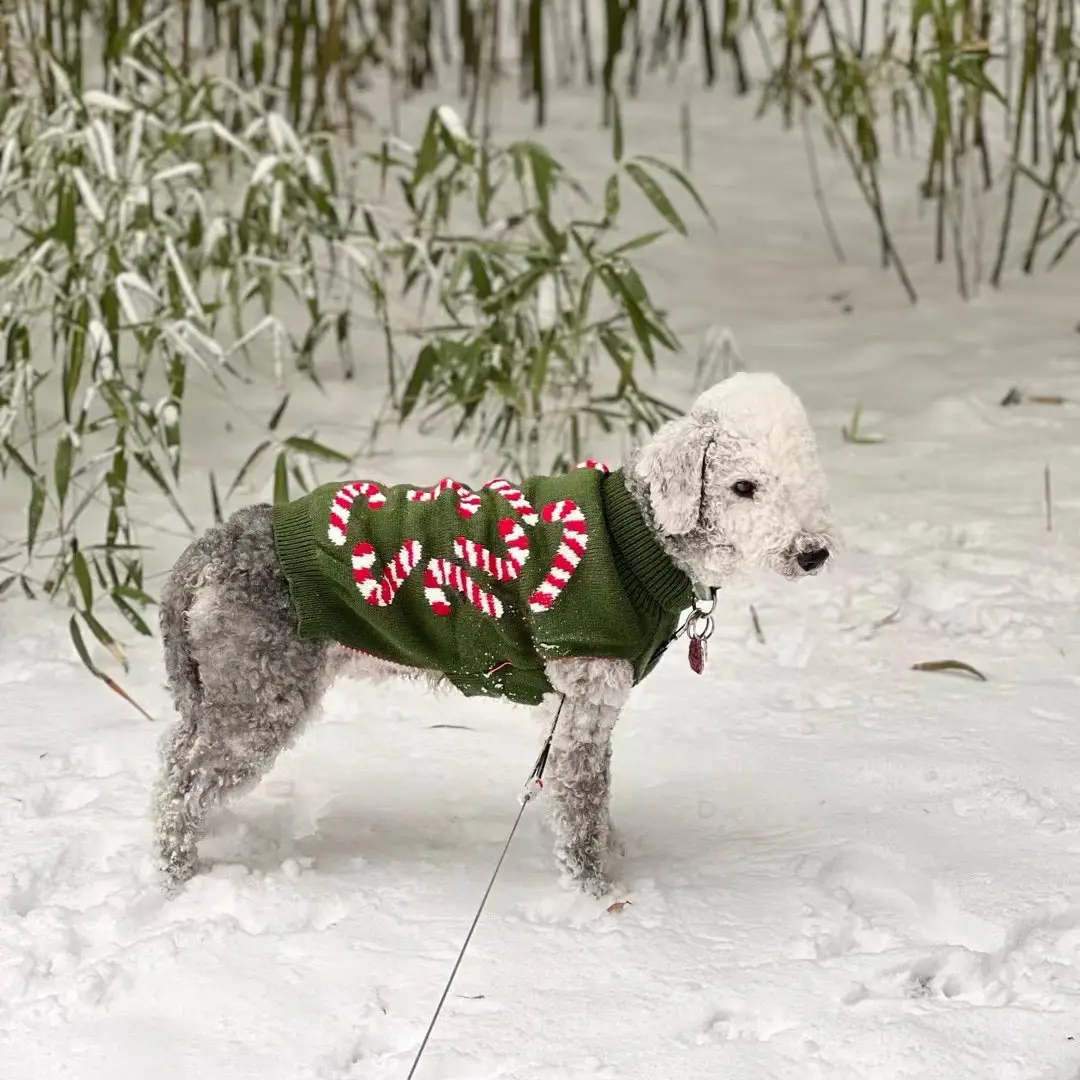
[629,372,832,586]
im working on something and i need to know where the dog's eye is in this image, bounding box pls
[731,480,756,499]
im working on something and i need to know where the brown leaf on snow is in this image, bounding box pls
[606,900,632,914]
[911,659,988,682]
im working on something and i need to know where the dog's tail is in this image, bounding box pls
[159,537,210,715]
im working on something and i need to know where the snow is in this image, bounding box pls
[4,79,1080,1080]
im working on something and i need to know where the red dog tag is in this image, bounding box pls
[688,635,706,674]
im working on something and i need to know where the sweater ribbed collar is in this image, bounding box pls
[601,469,694,616]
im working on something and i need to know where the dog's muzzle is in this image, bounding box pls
[796,547,829,573]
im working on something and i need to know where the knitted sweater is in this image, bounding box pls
[272,466,693,706]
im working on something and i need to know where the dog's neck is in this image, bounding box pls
[600,470,693,614]
[620,453,718,602]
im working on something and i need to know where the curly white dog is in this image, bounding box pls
[155,371,831,897]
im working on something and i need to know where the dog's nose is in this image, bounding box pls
[797,547,829,572]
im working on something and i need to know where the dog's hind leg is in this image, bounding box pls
[154,504,330,887]
[542,658,633,898]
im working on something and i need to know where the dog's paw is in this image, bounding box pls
[580,873,615,900]
[158,853,204,897]
[557,863,614,900]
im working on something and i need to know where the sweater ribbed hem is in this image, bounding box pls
[601,470,693,616]
[273,496,339,641]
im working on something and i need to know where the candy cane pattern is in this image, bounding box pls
[424,558,503,619]
[351,539,422,606]
[328,482,387,546]
[573,459,609,474]
[482,478,538,525]
[453,517,530,582]
[528,500,588,613]
[406,478,481,519]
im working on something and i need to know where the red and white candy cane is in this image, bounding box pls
[573,459,610,474]
[424,558,503,619]
[351,539,422,607]
[327,482,387,546]
[528,500,588,613]
[453,518,530,582]
[406,478,481,519]
[482,478,538,525]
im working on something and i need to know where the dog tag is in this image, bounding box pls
[688,635,706,674]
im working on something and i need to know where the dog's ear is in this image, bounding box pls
[632,414,714,536]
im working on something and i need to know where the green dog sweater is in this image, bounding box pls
[272,465,693,706]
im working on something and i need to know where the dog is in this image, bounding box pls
[154,371,832,897]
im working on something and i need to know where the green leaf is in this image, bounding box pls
[3,440,37,481]
[111,593,153,636]
[0,576,16,600]
[68,615,155,721]
[623,162,688,236]
[268,393,291,431]
[634,155,716,229]
[273,451,289,505]
[414,112,442,185]
[80,608,127,669]
[523,142,557,213]
[950,58,1005,105]
[133,452,195,531]
[54,435,73,507]
[228,439,272,497]
[282,436,351,463]
[400,343,440,421]
[113,583,156,606]
[604,174,620,222]
[27,479,46,555]
[608,230,667,257]
[209,471,224,525]
[1050,226,1080,269]
[63,299,90,424]
[610,93,624,162]
[72,547,93,610]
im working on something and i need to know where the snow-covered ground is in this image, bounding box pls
[4,80,1080,1080]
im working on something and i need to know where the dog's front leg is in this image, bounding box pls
[543,658,633,897]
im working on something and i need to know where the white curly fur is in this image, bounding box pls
[154,369,832,898]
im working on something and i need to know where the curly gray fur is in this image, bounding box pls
[155,505,330,886]
[154,371,832,897]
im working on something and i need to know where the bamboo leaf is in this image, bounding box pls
[27,479,46,556]
[111,592,153,636]
[132,452,195,532]
[604,174,620,222]
[282,436,351,463]
[54,435,73,506]
[634,155,716,228]
[273,451,289,504]
[610,94,624,162]
[72,547,93,610]
[268,393,291,431]
[229,439,272,496]
[80,609,127,669]
[209,471,224,525]
[401,343,440,421]
[69,615,156,722]
[113,584,156,606]
[414,113,442,185]
[911,659,988,682]
[623,162,688,236]
[608,229,667,256]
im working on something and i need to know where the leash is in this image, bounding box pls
[404,693,567,1080]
